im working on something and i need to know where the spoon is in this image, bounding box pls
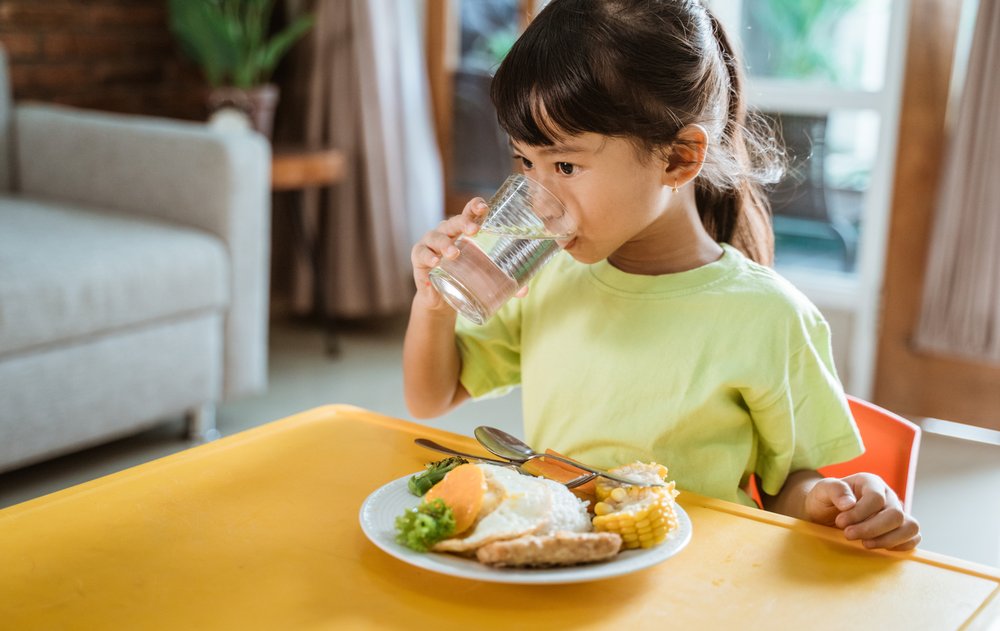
[413,438,598,489]
[473,426,664,488]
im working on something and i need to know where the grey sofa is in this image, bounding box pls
[0,48,271,473]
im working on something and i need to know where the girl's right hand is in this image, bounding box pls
[411,197,490,313]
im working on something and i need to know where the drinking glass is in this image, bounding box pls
[429,174,575,324]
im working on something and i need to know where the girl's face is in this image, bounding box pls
[511,133,679,266]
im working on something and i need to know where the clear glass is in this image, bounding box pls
[740,0,892,91]
[429,174,575,324]
[763,109,881,273]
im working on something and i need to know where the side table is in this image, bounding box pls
[271,146,345,355]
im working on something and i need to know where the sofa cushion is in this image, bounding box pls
[0,195,229,355]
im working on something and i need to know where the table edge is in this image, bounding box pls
[4,404,998,584]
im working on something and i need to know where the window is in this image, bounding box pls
[741,0,892,91]
[712,0,900,277]
[712,0,909,393]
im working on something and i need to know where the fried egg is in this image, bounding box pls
[536,477,593,535]
[432,464,591,553]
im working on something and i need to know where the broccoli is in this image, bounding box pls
[407,456,468,496]
[394,498,456,552]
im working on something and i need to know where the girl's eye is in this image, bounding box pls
[556,162,575,175]
[516,156,534,170]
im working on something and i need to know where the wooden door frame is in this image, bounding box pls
[425,0,537,216]
[425,0,457,213]
[874,0,1000,431]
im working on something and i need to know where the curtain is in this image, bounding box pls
[915,0,1000,363]
[279,0,443,318]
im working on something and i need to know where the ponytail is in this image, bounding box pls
[697,9,776,267]
[492,0,783,267]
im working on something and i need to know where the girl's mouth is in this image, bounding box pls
[561,237,578,251]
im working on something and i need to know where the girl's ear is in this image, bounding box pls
[663,124,708,190]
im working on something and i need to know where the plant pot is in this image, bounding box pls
[207,84,280,139]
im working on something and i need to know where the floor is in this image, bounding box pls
[2,317,998,569]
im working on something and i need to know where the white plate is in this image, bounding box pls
[358,472,692,585]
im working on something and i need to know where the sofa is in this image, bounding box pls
[0,47,271,473]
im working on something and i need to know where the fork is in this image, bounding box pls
[563,472,599,488]
[414,438,598,489]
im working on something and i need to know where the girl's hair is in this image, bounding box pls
[490,0,783,265]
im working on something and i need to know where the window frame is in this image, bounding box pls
[711,0,912,396]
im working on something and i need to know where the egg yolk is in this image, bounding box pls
[424,463,487,535]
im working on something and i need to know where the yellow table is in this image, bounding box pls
[1,406,997,629]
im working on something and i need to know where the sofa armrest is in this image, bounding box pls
[13,103,271,399]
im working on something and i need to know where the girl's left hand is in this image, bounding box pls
[804,473,921,551]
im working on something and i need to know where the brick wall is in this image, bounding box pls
[0,0,208,120]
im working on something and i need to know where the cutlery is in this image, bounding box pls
[414,438,597,489]
[473,426,664,488]
[414,437,513,466]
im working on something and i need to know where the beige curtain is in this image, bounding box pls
[915,0,1000,363]
[279,0,443,318]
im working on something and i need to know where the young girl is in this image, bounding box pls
[404,0,920,551]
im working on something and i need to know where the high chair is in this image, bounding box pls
[749,395,921,513]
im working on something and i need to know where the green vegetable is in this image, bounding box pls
[394,498,456,552]
[168,0,315,89]
[407,456,468,496]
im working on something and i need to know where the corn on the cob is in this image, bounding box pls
[591,462,679,550]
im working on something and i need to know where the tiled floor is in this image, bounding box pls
[2,317,998,569]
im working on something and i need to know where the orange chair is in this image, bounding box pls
[749,395,921,512]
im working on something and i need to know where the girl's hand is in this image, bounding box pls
[804,473,921,551]
[411,198,489,312]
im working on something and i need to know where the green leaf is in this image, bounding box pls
[168,0,313,88]
[169,0,242,87]
[256,15,315,84]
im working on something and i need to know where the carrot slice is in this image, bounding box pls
[424,463,486,535]
[520,450,597,506]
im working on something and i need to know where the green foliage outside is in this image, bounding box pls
[746,0,861,82]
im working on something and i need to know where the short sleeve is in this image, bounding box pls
[455,297,523,399]
[749,320,865,496]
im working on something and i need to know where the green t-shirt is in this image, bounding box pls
[456,244,863,507]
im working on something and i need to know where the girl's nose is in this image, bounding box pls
[533,175,560,197]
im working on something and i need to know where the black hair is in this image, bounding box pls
[491,0,783,265]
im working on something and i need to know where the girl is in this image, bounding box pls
[404,0,920,551]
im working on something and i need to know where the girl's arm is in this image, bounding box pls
[402,198,488,418]
[763,470,921,551]
[761,469,823,519]
[403,296,469,417]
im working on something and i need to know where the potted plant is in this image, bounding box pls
[168,0,314,138]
